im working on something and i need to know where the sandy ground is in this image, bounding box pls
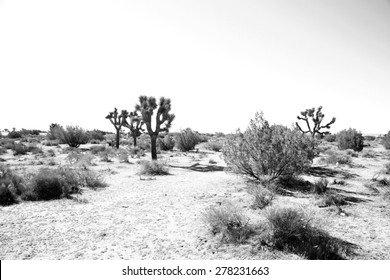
[1,141,390,260]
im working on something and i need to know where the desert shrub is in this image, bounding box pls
[46,123,64,141]
[46,149,56,157]
[0,147,7,155]
[323,134,336,142]
[27,168,64,200]
[98,147,116,162]
[312,178,328,194]
[0,183,17,206]
[248,186,274,209]
[42,139,60,147]
[12,143,29,155]
[382,131,390,150]
[204,141,223,152]
[175,128,203,152]
[319,150,352,166]
[90,145,106,155]
[0,139,15,149]
[138,160,169,176]
[209,159,217,164]
[158,134,175,151]
[364,135,376,141]
[28,144,43,155]
[88,129,106,141]
[66,151,95,167]
[89,139,101,144]
[265,206,352,259]
[222,112,317,183]
[345,149,358,157]
[203,203,253,243]
[383,163,390,175]
[319,192,348,207]
[58,126,90,148]
[336,128,364,152]
[118,148,130,163]
[0,165,25,196]
[7,130,22,139]
[129,146,145,158]
[361,149,376,158]
[80,170,108,190]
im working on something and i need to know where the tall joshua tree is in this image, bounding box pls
[296,106,336,138]
[122,110,144,147]
[135,96,175,160]
[105,108,126,149]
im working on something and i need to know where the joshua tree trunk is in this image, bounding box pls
[132,135,137,147]
[115,129,120,149]
[151,134,157,160]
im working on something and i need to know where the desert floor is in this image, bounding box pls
[1,140,390,260]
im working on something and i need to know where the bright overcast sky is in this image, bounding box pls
[1,0,390,135]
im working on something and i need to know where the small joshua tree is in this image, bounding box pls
[105,108,126,149]
[296,106,336,138]
[135,96,175,160]
[122,110,144,147]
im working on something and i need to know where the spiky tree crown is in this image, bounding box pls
[122,110,144,136]
[105,108,126,130]
[135,96,175,135]
[296,106,336,137]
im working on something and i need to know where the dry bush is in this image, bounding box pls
[265,206,355,259]
[222,112,317,183]
[90,145,106,155]
[58,126,90,148]
[382,131,390,149]
[98,147,116,162]
[118,148,130,163]
[203,203,254,243]
[312,178,328,194]
[158,134,175,151]
[336,128,364,152]
[175,128,203,152]
[138,160,169,176]
[248,186,274,209]
[361,149,376,158]
[204,141,223,152]
[129,146,145,158]
[12,143,29,155]
[319,150,352,166]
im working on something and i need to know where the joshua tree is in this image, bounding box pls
[135,96,175,160]
[105,108,126,149]
[296,106,336,138]
[122,110,144,147]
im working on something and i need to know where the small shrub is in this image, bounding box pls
[89,139,101,144]
[203,203,253,243]
[98,147,116,162]
[175,128,203,152]
[46,149,56,157]
[345,149,358,157]
[383,163,390,175]
[319,192,348,207]
[361,149,376,158]
[118,148,130,163]
[382,131,390,149]
[313,178,328,194]
[46,123,64,141]
[88,129,106,142]
[129,146,145,158]
[7,130,22,139]
[0,139,15,149]
[80,170,108,190]
[90,145,106,155]
[320,150,352,166]
[0,165,25,196]
[364,135,376,141]
[323,134,336,142]
[0,147,7,155]
[205,141,223,152]
[336,128,364,152]
[58,126,90,148]
[138,160,169,176]
[249,186,274,209]
[0,183,17,206]
[28,169,64,200]
[42,139,60,146]
[265,206,353,259]
[209,159,217,164]
[158,134,175,151]
[12,143,29,155]
[222,112,317,183]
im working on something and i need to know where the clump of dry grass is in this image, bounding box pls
[138,160,169,176]
[203,202,254,243]
[248,186,274,209]
[319,149,352,166]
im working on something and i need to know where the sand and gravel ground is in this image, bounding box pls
[1,141,390,260]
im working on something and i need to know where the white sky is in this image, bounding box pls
[1,0,390,135]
